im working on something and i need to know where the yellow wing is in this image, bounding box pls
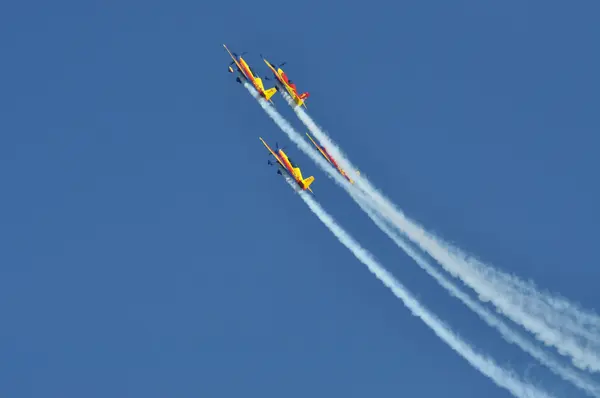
[292,167,303,181]
[254,77,265,91]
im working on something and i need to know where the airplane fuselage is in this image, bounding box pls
[277,150,299,179]
[275,69,304,106]
[320,146,352,183]
[277,150,310,189]
[238,58,268,98]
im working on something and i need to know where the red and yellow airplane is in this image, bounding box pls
[260,137,315,193]
[223,44,278,104]
[306,132,359,184]
[262,57,310,108]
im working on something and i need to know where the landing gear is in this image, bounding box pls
[236,77,242,84]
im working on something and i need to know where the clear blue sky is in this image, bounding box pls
[1,1,599,397]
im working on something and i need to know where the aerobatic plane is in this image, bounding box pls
[260,137,315,193]
[306,133,359,184]
[262,57,309,108]
[223,44,278,103]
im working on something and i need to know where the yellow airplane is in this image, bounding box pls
[306,132,359,184]
[260,137,315,193]
[262,57,309,108]
[223,44,278,104]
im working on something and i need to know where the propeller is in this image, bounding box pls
[275,142,286,151]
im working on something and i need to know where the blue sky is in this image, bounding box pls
[1,1,599,397]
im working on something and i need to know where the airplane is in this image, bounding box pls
[223,44,278,104]
[259,137,315,193]
[305,132,359,184]
[262,56,310,108]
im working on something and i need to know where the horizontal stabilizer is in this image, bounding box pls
[303,176,315,189]
[264,87,278,101]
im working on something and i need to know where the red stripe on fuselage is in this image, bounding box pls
[239,59,264,95]
[321,146,339,168]
[239,61,254,80]
[279,151,296,176]
[322,146,350,181]
[278,70,300,97]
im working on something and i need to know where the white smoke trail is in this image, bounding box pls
[360,177,600,373]
[244,82,595,391]
[351,194,600,397]
[286,90,600,343]
[280,92,600,372]
[281,176,555,398]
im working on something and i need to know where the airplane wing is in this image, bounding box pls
[306,133,333,164]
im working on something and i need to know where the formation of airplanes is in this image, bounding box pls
[224,44,358,194]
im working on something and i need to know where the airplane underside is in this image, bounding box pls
[274,80,302,105]
[235,72,246,84]
[268,159,299,186]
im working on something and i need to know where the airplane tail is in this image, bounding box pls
[264,87,278,101]
[303,176,315,189]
